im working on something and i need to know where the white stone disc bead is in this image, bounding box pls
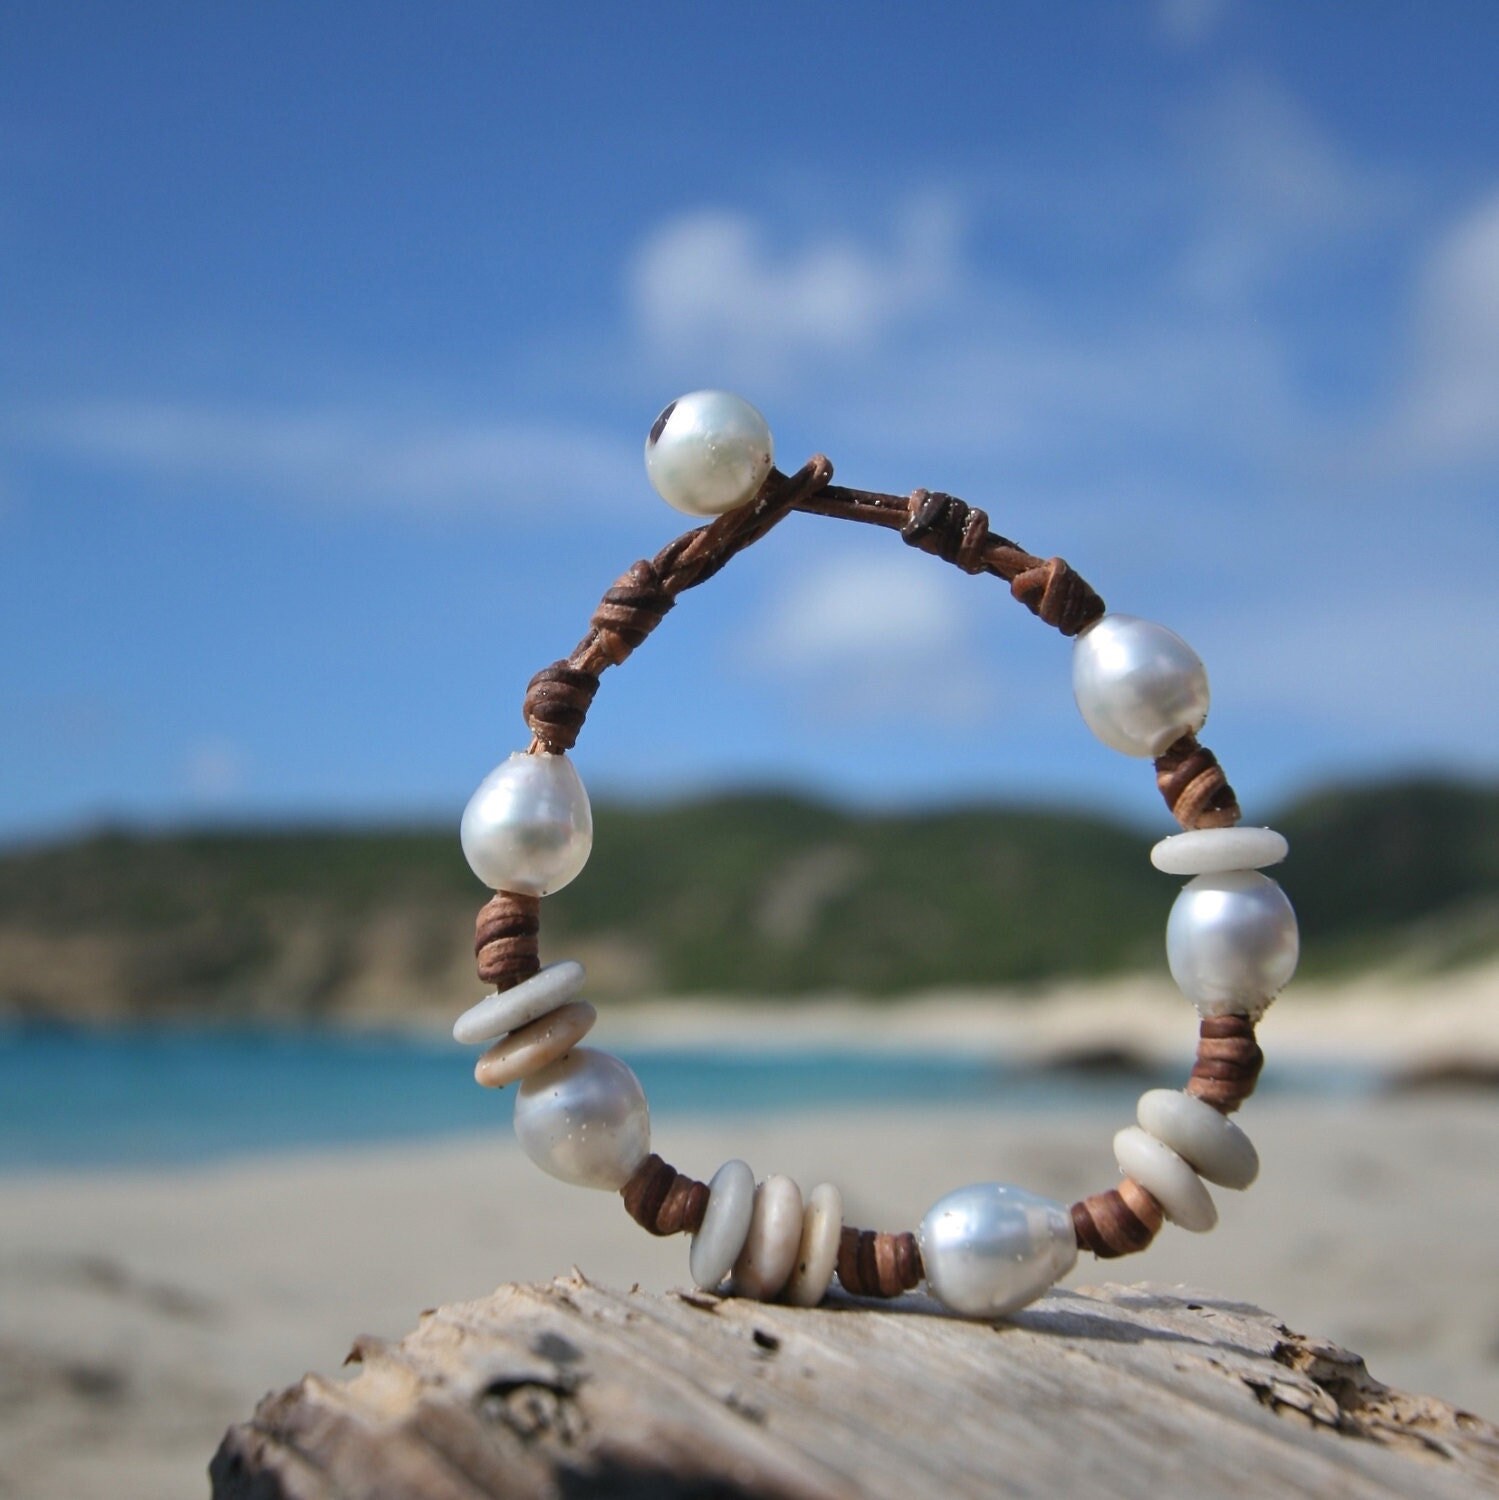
[512,1047,649,1190]
[730,1175,804,1301]
[1113,1126,1217,1232]
[1167,869,1299,1018]
[917,1183,1078,1318]
[453,961,587,1045]
[783,1183,843,1308]
[1151,826,1288,876]
[474,1001,596,1089]
[1136,1089,1259,1190]
[461,751,592,897]
[1072,614,1210,758]
[644,390,774,517]
[690,1159,756,1291]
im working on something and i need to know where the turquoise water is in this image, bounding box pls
[0,1024,1376,1172]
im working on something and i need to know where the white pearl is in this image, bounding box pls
[453,961,587,1045]
[1113,1126,1217,1231]
[644,390,774,517]
[1167,870,1299,1016]
[917,1183,1077,1318]
[1072,614,1210,758]
[475,1000,596,1089]
[731,1174,804,1301]
[461,752,592,896]
[1151,826,1288,876]
[690,1159,756,1290]
[1136,1089,1259,1190]
[783,1182,843,1308]
[512,1047,649,1190]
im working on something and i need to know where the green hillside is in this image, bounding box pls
[0,776,1495,1023]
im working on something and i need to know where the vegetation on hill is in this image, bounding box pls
[0,776,1494,1023]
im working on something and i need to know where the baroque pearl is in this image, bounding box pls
[690,1159,756,1290]
[453,960,586,1045]
[461,751,592,896]
[644,390,774,517]
[1166,870,1299,1016]
[1072,614,1210,758]
[1151,826,1288,876]
[512,1047,649,1190]
[1113,1126,1217,1232]
[1136,1088,1259,1190]
[731,1174,804,1301]
[784,1182,843,1308]
[917,1183,1077,1318]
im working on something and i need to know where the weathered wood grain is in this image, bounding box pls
[212,1275,1499,1499]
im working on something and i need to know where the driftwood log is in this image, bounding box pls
[212,1274,1499,1499]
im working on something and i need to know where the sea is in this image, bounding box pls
[0,1023,1379,1173]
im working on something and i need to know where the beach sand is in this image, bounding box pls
[4,972,1499,1499]
[3,1092,1498,1499]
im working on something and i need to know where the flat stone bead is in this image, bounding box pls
[1151,827,1288,876]
[689,1159,756,1291]
[1136,1089,1259,1190]
[474,1000,596,1089]
[730,1174,804,1302]
[783,1182,843,1308]
[453,960,587,1045]
[1113,1125,1217,1233]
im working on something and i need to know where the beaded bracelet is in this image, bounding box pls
[453,390,1300,1318]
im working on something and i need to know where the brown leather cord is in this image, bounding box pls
[1071,1178,1165,1258]
[1186,1014,1263,1114]
[524,456,834,753]
[1154,732,1241,830]
[792,479,1105,636]
[474,892,540,991]
[836,1227,924,1299]
[621,1154,710,1237]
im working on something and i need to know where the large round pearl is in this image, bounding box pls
[1166,870,1299,1015]
[460,751,592,896]
[644,390,774,517]
[1072,614,1210,758]
[917,1183,1077,1318]
[512,1048,650,1190]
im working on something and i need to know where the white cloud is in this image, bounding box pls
[12,402,638,514]
[183,737,248,804]
[735,550,993,724]
[621,83,1402,476]
[1154,0,1232,50]
[628,197,965,377]
[1175,77,1409,302]
[1397,189,1499,467]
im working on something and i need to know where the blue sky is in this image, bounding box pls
[3,1,1497,842]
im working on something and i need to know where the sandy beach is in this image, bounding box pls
[4,974,1499,1499]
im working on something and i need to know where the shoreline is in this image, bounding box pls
[10,959,1496,1073]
